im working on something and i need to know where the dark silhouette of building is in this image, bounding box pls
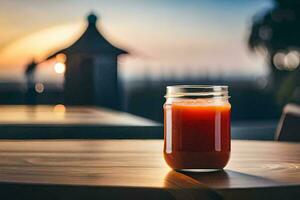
[47,13,128,109]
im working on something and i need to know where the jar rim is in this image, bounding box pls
[165,85,229,98]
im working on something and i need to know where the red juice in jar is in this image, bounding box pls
[163,85,231,171]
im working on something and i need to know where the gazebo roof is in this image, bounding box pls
[47,13,127,58]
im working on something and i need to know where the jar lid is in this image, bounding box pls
[165,85,229,98]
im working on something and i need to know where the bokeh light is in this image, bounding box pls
[55,53,67,63]
[35,83,44,93]
[53,104,66,113]
[273,52,286,70]
[285,51,300,71]
[259,26,273,41]
[54,62,66,74]
[273,50,300,71]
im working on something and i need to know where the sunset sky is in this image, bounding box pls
[0,0,273,82]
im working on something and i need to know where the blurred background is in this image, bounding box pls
[0,0,300,139]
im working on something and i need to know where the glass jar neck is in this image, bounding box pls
[165,85,229,99]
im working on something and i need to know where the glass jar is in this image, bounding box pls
[163,85,231,171]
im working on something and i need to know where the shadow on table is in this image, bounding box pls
[166,170,300,200]
[163,170,223,200]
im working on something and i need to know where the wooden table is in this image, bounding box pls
[0,105,162,139]
[0,140,299,200]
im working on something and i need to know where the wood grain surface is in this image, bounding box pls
[0,140,298,199]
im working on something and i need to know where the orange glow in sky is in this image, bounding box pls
[0,0,272,82]
[0,22,82,81]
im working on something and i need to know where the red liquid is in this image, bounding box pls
[163,101,231,169]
